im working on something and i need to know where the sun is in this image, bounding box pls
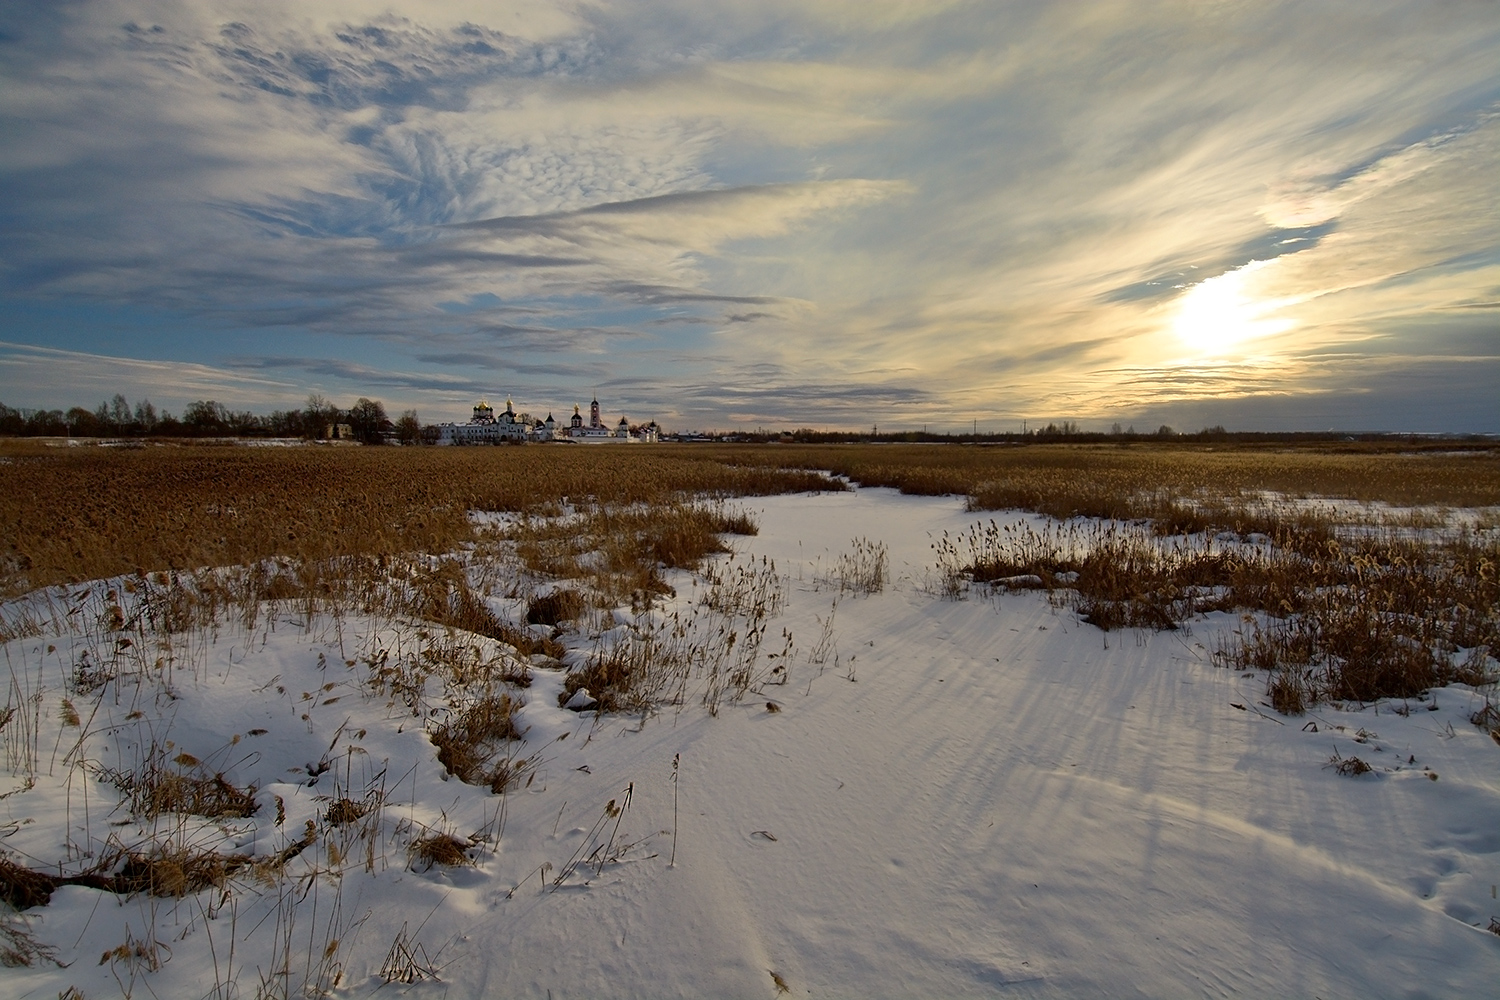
[1172,259,1294,355]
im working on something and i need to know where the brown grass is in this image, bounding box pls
[1,907,55,967]
[510,501,761,605]
[559,639,649,715]
[934,502,1497,706]
[1471,702,1500,743]
[935,519,1239,630]
[1212,531,1498,708]
[408,561,563,661]
[429,693,525,790]
[1,823,319,909]
[0,443,830,596]
[1267,668,1309,716]
[324,797,371,826]
[408,832,471,870]
[6,438,1493,718]
[1326,751,1373,776]
[110,848,236,898]
[820,537,887,596]
[526,588,586,626]
[100,743,257,821]
[702,441,1500,511]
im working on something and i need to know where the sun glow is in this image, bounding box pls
[1173,259,1294,355]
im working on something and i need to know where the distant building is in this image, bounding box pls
[436,398,529,445]
[436,395,660,445]
[569,396,615,440]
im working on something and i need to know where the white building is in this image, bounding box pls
[436,398,530,445]
[436,396,658,445]
[568,397,615,440]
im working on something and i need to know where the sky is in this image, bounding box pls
[1,1,1498,433]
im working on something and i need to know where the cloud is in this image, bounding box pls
[451,181,908,273]
[1,1,1498,429]
[0,340,304,411]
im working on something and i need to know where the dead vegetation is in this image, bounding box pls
[556,551,790,716]
[408,831,472,871]
[324,796,371,826]
[817,537,887,596]
[933,519,1239,630]
[0,444,824,996]
[509,501,760,605]
[430,692,526,789]
[526,588,586,626]
[99,743,257,821]
[0,443,826,597]
[934,506,1497,710]
[1325,750,1374,776]
[705,441,1500,514]
[0,436,1494,996]
[1469,702,1500,744]
[0,823,319,910]
[410,559,564,661]
[1,908,56,967]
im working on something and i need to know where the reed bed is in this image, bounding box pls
[936,514,1498,707]
[0,443,835,596]
[704,442,1500,524]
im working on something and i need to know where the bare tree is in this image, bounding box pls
[304,393,340,439]
[396,409,422,445]
[348,397,388,444]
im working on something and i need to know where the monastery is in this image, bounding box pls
[435,396,659,445]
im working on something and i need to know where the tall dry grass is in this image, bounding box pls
[703,442,1500,518]
[0,443,834,596]
[936,514,1498,706]
[507,501,761,607]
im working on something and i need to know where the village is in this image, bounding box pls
[434,396,661,444]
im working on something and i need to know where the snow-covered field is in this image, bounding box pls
[4,487,1499,998]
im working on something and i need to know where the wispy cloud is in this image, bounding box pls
[0,340,304,410]
[1,1,1496,430]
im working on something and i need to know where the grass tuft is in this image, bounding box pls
[408,832,471,871]
[526,588,586,626]
[324,797,370,826]
[430,693,525,790]
[101,743,257,820]
[1326,750,1373,776]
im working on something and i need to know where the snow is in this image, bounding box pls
[3,487,1498,998]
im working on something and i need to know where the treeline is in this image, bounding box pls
[771,424,1495,446]
[0,393,425,445]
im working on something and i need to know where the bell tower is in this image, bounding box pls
[590,396,601,429]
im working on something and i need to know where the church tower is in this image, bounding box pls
[590,396,601,429]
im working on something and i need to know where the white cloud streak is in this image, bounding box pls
[0,1,1497,430]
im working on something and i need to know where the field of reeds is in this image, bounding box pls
[0,442,834,597]
[7,439,1496,594]
[4,440,1498,711]
[704,440,1500,517]
[0,437,1497,995]
[701,442,1500,713]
